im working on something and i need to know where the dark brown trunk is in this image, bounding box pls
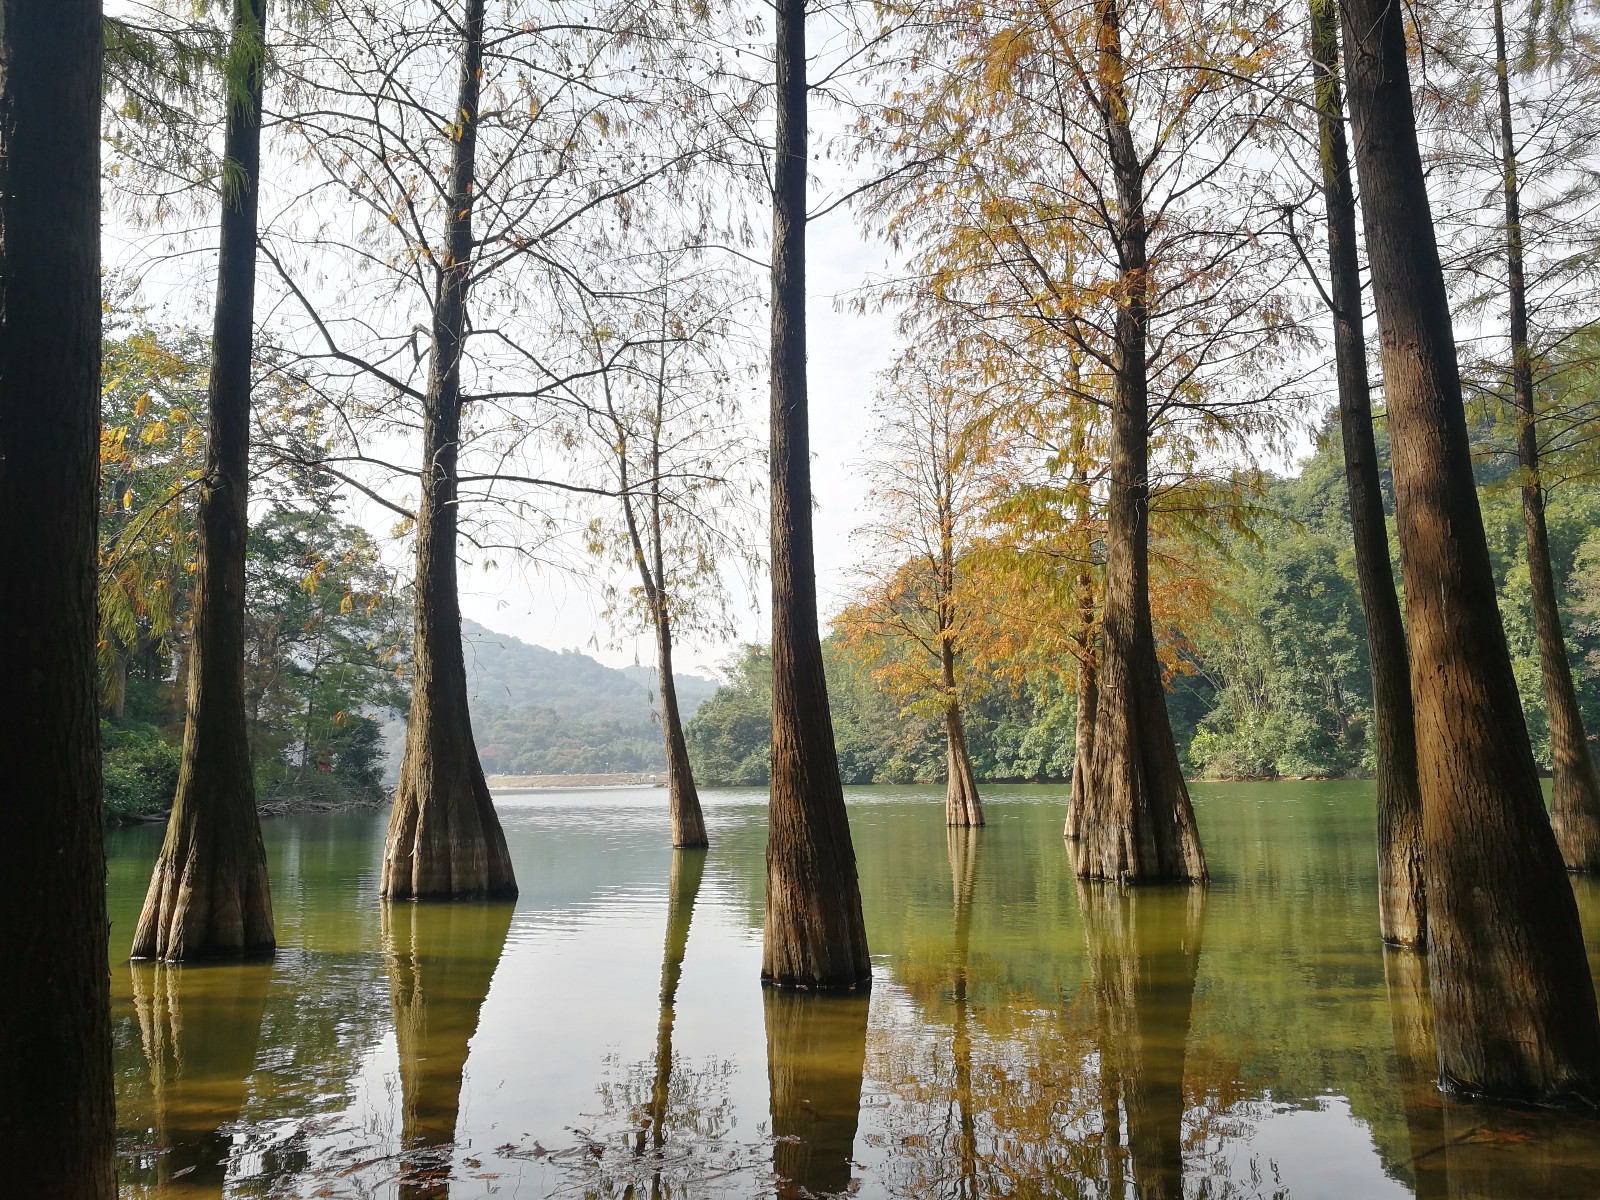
[1341,0,1600,1104]
[762,0,871,988]
[381,0,516,901]
[383,899,514,1197]
[133,0,275,962]
[1077,883,1206,1199]
[1489,0,1600,871]
[942,645,984,826]
[1310,0,1426,949]
[658,608,707,848]
[1076,0,1206,883]
[764,989,870,1198]
[129,960,271,1193]
[0,1,115,1190]
[645,849,706,1154]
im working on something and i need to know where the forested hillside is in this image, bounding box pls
[686,416,1600,786]
[454,621,717,777]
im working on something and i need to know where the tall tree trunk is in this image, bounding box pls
[133,0,275,962]
[1076,0,1206,883]
[656,612,708,847]
[941,644,984,826]
[763,0,871,989]
[1077,883,1206,1199]
[381,0,516,901]
[1310,0,1427,949]
[1066,488,1098,840]
[129,960,271,1193]
[644,849,706,1157]
[0,2,115,1191]
[1490,0,1600,871]
[383,899,514,1198]
[1340,0,1600,1104]
[764,989,870,1198]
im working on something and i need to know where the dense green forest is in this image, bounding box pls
[687,418,1600,786]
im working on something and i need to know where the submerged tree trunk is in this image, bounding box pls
[1310,0,1426,949]
[383,900,514,1198]
[1341,0,1600,1104]
[1077,882,1206,1199]
[1076,0,1206,883]
[764,989,871,1198]
[644,849,706,1157]
[1489,0,1600,872]
[762,0,871,989]
[129,960,271,1193]
[942,646,984,827]
[381,0,516,901]
[133,0,274,961]
[0,1,115,1190]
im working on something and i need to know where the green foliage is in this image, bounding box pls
[245,504,409,805]
[458,621,719,777]
[102,719,183,821]
[684,641,1080,787]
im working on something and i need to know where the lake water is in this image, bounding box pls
[106,782,1600,1198]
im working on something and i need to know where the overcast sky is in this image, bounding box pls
[455,214,902,677]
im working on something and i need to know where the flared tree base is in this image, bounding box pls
[131,808,275,962]
[1552,772,1600,873]
[382,746,517,900]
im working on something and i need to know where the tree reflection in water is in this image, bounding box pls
[1079,881,1207,1200]
[382,899,514,1198]
[126,960,272,1197]
[1380,947,1600,1200]
[764,986,871,1198]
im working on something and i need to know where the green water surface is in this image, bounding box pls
[106,782,1600,1198]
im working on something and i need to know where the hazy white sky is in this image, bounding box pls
[456,215,902,677]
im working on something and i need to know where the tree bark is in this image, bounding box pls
[0,1,115,1191]
[1077,883,1206,1200]
[381,0,516,901]
[1310,0,1427,949]
[383,899,514,1198]
[762,0,871,989]
[1066,509,1098,840]
[133,0,276,962]
[129,959,271,1192]
[1076,0,1206,883]
[1489,0,1600,871]
[941,645,984,826]
[656,613,709,847]
[1341,0,1600,1104]
[763,989,870,1198]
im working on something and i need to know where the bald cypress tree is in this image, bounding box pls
[761,0,870,990]
[0,1,116,1192]
[1341,0,1600,1104]
[133,0,275,961]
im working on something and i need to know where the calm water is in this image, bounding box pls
[106,782,1600,1199]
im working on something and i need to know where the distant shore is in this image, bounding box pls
[486,771,665,790]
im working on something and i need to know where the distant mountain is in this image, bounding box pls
[381,622,719,780]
